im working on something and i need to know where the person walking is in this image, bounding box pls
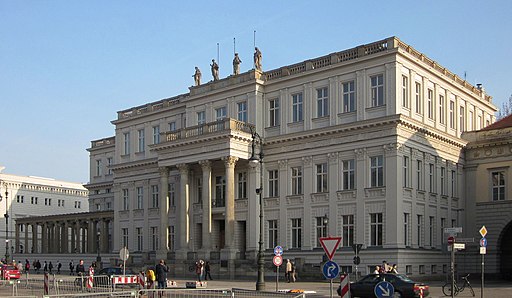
[48,261,53,274]
[75,259,85,276]
[291,261,297,282]
[155,259,169,289]
[24,260,30,273]
[204,261,212,280]
[57,262,62,274]
[285,259,292,282]
[43,261,48,273]
[195,260,203,282]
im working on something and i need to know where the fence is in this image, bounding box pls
[138,288,306,298]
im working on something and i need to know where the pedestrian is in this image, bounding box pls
[204,261,212,280]
[36,260,41,274]
[24,259,30,273]
[69,260,74,275]
[48,261,53,274]
[17,261,23,273]
[390,264,398,274]
[373,266,380,274]
[43,261,48,273]
[291,261,297,282]
[195,260,203,282]
[381,260,389,273]
[75,259,85,276]
[33,260,37,274]
[146,266,156,289]
[285,259,292,282]
[155,259,169,289]
[57,262,62,274]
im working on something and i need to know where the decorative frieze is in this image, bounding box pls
[311,193,329,204]
[278,160,288,169]
[337,190,356,201]
[364,187,386,198]
[286,195,304,206]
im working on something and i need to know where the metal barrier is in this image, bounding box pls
[138,288,306,298]
[43,291,138,297]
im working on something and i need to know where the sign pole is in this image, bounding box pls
[481,254,484,298]
[330,276,333,298]
[276,265,279,292]
[451,245,455,298]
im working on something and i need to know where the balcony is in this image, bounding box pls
[162,118,253,143]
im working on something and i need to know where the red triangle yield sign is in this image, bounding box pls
[319,237,342,260]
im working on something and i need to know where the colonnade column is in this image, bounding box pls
[223,156,238,249]
[41,223,48,253]
[24,224,29,254]
[199,160,212,253]
[88,220,95,253]
[101,220,108,253]
[32,224,38,253]
[15,224,20,253]
[63,221,69,253]
[156,167,169,260]
[55,222,61,253]
[176,164,190,256]
[70,223,76,253]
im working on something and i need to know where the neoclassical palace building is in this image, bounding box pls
[73,37,501,277]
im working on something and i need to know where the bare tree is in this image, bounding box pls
[497,94,512,120]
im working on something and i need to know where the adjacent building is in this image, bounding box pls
[86,36,498,277]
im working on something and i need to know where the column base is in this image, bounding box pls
[220,248,238,280]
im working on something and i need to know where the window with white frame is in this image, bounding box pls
[291,166,303,195]
[96,160,101,176]
[150,226,159,251]
[107,157,113,175]
[492,171,506,201]
[197,178,202,204]
[136,186,143,209]
[197,111,206,125]
[122,189,129,210]
[151,185,159,208]
[136,227,143,251]
[152,125,160,144]
[415,82,422,114]
[268,220,278,249]
[459,106,465,132]
[404,213,410,246]
[417,160,424,191]
[451,170,457,197]
[317,87,329,117]
[169,121,176,131]
[315,163,328,193]
[292,93,303,122]
[122,228,129,248]
[342,159,355,190]
[440,167,446,195]
[370,74,384,107]
[342,81,355,112]
[215,176,226,207]
[291,218,302,248]
[469,110,474,131]
[370,155,384,187]
[429,163,435,193]
[370,213,383,246]
[417,214,423,247]
[427,89,434,119]
[402,75,409,108]
[449,100,455,129]
[168,183,175,207]
[269,98,280,127]
[237,172,247,199]
[216,106,227,121]
[403,156,410,188]
[138,129,145,152]
[429,216,435,247]
[123,132,130,155]
[268,170,278,197]
[237,101,247,122]
[316,216,328,247]
[342,215,354,247]
[439,95,445,124]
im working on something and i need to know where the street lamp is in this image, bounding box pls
[96,230,101,269]
[0,189,10,264]
[248,128,265,291]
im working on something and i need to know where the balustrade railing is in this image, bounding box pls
[164,118,253,142]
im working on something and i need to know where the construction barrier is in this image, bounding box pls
[338,273,350,298]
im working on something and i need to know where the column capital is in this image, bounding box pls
[176,163,189,174]
[199,160,212,171]
[159,167,169,176]
[223,156,239,168]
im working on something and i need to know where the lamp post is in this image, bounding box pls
[248,129,265,291]
[0,188,10,264]
[96,230,101,269]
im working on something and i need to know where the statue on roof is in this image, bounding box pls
[233,53,242,75]
[254,47,262,71]
[193,67,202,86]
[210,59,219,81]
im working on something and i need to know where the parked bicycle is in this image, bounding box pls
[442,273,475,296]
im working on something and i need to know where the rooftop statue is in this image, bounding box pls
[233,53,242,75]
[254,47,262,71]
[210,59,219,81]
[193,67,202,86]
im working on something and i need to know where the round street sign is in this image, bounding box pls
[480,237,487,247]
[447,236,455,245]
[374,281,395,298]
[274,245,283,256]
[119,247,129,261]
[353,256,361,265]
[322,260,340,280]
[273,255,283,267]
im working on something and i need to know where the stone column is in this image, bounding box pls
[177,163,190,254]
[101,220,109,253]
[223,156,238,249]
[15,224,20,253]
[199,160,212,252]
[24,224,29,254]
[32,223,38,253]
[88,220,95,253]
[81,222,87,253]
[41,223,48,254]
[156,167,169,260]
[70,222,76,253]
[63,221,69,253]
[55,222,61,253]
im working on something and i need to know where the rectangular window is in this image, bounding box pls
[342,215,354,247]
[402,75,409,108]
[269,98,280,127]
[441,218,446,243]
[342,81,355,112]
[315,163,328,193]
[136,227,143,251]
[268,170,279,197]
[419,265,425,274]
[215,176,226,207]
[460,106,465,132]
[370,213,383,246]
[370,155,384,187]
[441,167,446,195]
[136,186,143,209]
[291,166,303,195]
[342,159,355,190]
[429,163,435,193]
[237,172,247,199]
[317,87,329,117]
[427,89,434,119]
[168,183,175,207]
[371,74,384,107]
[138,129,145,152]
[451,170,457,197]
[237,101,247,122]
[292,93,303,122]
[122,189,129,210]
[429,216,435,247]
[417,215,423,247]
[150,226,159,251]
[439,95,445,124]
[415,82,422,114]
[152,125,160,144]
[216,107,227,121]
[96,160,101,176]
[431,265,437,274]
[403,156,410,187]
[107,157,113,175]
[169,121,176,131]
[469,110,474,131]
[169,226,174,251]
[197,178,202,204]
[151,185,159,208]
[417,160,424,191]
[404,213,410,246]
[316,216,328,247]
[449,101,455,129]
[122,228,129,248]
[197,111,206,125]
[268,220,278,249]
[492,171,506,201]
[291,218,302,248]
[123,132,130,155]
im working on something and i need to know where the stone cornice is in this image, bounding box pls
[15,210,114,224]
[110,158,158,171]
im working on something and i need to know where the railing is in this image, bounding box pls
[91,137,115,148]
[164,118,253,142]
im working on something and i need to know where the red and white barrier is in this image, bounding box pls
[339,274,350,298]
[44,272,49,295]
[112,275,139,284]
[185,281,207,288]
[87,267,94,289]
[138,272,145,288]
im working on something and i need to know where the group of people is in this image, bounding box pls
[144,259,169,289]
[285,259,297,283]
[68,259,86,275]
[373,260,398,274]
[194,259,212,282]
[26,260,64,274]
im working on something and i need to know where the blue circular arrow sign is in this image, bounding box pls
[322,261,339,280]
[374,281,394,298]
[480,238,487,247]
[274,246,283,256]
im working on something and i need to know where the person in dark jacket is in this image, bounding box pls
[75,259,85,275]
[155,259,169,289]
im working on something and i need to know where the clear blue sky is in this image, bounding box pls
[1,1,511,183]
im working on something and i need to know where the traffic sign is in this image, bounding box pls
[444,227,462,234]
[273,255,283,266]
[447,236,455,245]
[322,261,339,280]
[480,247,487,255]
[274,246,283,256]
[479,226,488,237]
[454,243,466,250]
[480,238,487,247]
[374,281,394,298]
[119,247,129,261]
[319,237,342,260]
[352,243,363,254]
[353,256,361,265]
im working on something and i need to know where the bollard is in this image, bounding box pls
[338,273,350,298]
[87,266,94,289]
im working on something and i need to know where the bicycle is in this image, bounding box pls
[442,273,475,296]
